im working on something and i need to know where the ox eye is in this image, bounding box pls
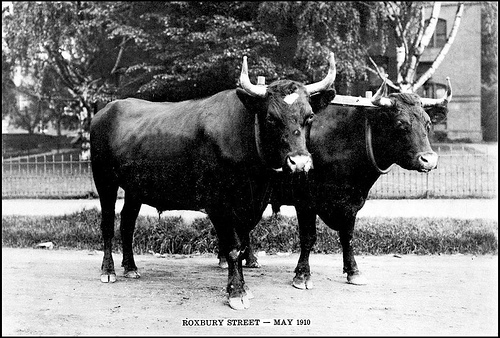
[425,121,432,133]
[266,116,278,126]
[305,113,315,125]
[396,120,409,132]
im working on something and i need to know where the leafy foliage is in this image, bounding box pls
[481,2,498,86]
[1,1,474,131]
[258,2,383,92]
[112,2,280,101]
[2,1,129,129]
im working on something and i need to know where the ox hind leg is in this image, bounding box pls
[293,206,317,290]
[94,175,119,283]
[321,211,368,285]
[120,192,142,279]
[217,237,260,269]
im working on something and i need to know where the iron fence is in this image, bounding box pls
[2,144,497,199]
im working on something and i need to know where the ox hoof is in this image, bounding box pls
[347,273,368,285]
[243,285,254,300]
[124,270,141,279]
[228,296,251,310]
[100,273,117,283]
[245,261,260,268]
[292,274,313,290]
[218,260,228,269]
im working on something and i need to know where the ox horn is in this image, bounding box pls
[239,56,267,97]
[371,76,394,107]
[421,77,452,107]
[305,52,337,95]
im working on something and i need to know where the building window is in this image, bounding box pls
[422,80,447,100]
[427,18,447,48]
[422,80,448,128]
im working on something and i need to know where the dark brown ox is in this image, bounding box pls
[266,77,452,289]
[90,53,336,310]
[226,77,452,281]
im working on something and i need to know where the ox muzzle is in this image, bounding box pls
[285,153,313,173]
[416,151,438,172]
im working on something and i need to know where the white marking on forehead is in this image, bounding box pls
[283,93,299,105]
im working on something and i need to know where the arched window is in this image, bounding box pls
[427,18,447,48]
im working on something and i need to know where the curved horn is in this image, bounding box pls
[421,77,452,107]
[239,56,267,97]
[305,52,337,95]
[371,76,394,107]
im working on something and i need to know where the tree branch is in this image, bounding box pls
[418,2,441,54]
[111,37,130,74]
[366,55,399,90]
[44,45,79,95]
[405,3,440,84]
[413,3,464,91]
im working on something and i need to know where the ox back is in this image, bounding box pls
[91,92,265,212]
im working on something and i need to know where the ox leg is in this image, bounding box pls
[120,194,141,279]
[218,237,259,269]
[211,216,250,310]
[293,207,317,290]
[97,186,118,283]
[217,251,228,269]
[338,217,368,285]
[243,236,260,268]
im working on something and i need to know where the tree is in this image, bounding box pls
[257,1,385,93]
[109,1,279,101]
[481,1,498,87]
[2,50,17,120]
[481,2,498,141]
[108,2,380,100]
[2,48,49,134]
[2,1,130,132]
[365,2,465,93]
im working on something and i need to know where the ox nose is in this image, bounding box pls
[286,155,313,173]
[417,151,438,171]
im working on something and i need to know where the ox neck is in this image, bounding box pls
[364,117,394,175]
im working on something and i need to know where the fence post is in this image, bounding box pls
[425,172,429,198]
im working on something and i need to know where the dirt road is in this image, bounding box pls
[2,248,497,336]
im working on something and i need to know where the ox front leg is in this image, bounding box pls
[293,207,317,289]
[210,209,253,309]
[339,219,368,285]
[120,196,142,279]
[225,248,253,310]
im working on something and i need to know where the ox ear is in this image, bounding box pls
[424,105,448,124]
[310,89,336,114]
[236,88,266,113]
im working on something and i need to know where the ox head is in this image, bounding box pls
[367,77,452,172]
[236,53,336,173]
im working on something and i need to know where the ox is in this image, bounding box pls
[268,76,453,288]
[90,54,337,310]
[224,77,453,284]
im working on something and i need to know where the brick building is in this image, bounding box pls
[365,2,484,142]
[420,1,483,142]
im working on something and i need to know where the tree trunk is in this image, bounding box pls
[405,3,441,85]
[412,4,464,92]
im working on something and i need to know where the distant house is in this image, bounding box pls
[363,2,485,142]
[419,1,483,142]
